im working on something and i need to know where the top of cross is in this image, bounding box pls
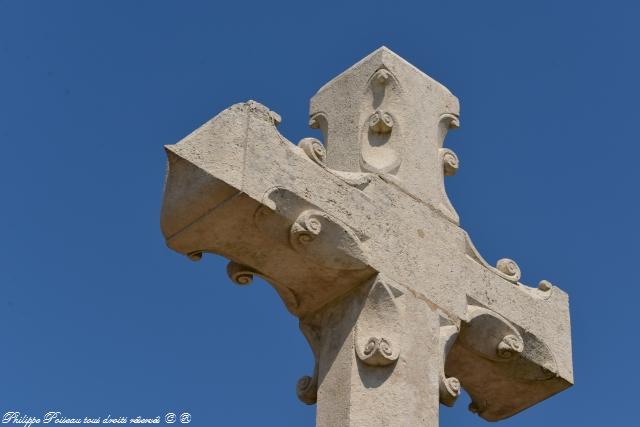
[310,46,461,222]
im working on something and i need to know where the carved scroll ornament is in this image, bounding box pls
[355,276,401,367]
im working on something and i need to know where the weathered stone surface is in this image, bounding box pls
[160,46,573,426]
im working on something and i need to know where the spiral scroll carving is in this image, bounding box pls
[226,261,256,286]
[368,110,394,134]
[458,305,525,363]
[296,374,318,405]
[298,137,326,166]
[358,337,398,366]
[364,337,392,357]
[289,211,323,250]
[440,148,460,176]
[355,277,401,367]
[440,377,462,407]
[495,258,522,283]
[497,334,524,359]
[439,323,461,407]
[440,112,460,129]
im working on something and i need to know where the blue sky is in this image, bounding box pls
[1,1,638,425]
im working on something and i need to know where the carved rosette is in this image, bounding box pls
[355,276,401,367]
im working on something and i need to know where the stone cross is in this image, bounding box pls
[160,47,573,426]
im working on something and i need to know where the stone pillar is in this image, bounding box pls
[300,275,441,427]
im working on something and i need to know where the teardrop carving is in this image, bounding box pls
[355,276,401,367]
[360,68,403,174]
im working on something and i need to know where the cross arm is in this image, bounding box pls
[161,99,572,423]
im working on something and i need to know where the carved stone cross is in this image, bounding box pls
[160,47,573,426]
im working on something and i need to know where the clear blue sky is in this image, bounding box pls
[1,1,637,425]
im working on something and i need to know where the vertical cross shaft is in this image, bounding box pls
[302,275,442,426]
